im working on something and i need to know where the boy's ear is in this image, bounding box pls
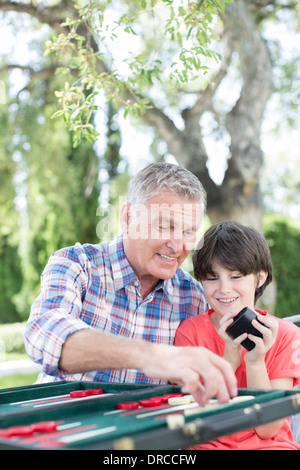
[257,270,268,288]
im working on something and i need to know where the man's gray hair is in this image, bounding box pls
[128,162,206,208]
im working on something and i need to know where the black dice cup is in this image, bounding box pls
[226,307,266,351]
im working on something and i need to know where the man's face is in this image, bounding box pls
[121,192,203,295]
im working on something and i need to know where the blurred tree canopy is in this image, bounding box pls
[0,66,101,320]
[0,0,300,322]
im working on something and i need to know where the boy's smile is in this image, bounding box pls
[217,297,238,306]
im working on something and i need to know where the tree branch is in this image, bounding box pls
[0,0,74,30]
[141,106,181,149]
[182,31,233,121]
[249,0,299,9]
[248,0,275,7]
[0,63,59,80]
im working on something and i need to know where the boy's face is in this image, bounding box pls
[201,260,268,316]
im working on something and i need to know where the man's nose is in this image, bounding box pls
[165,232,184,253]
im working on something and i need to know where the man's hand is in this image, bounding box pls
[142,344,237,405]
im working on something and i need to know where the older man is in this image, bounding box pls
[25,163,237,404]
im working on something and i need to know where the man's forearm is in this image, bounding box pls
[58,329,154,374]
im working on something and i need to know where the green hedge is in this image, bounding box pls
[264,214,300,319]
[0,322,26,358]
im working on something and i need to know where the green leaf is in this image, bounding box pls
[197,0,205,9]
[51,110,65,119]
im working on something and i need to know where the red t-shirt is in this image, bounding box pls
[175,309,300,450]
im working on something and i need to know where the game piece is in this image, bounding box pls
[31,421,58,433]
[230,395,255,403]
[0,429,11,438]
[86,389,104,395]
[184,394,195,402]
[183,396,255,418]
[139,398,162,407]
[117,401,139,410]
[6,425,35,437]
[168,396,192,405]
[160,393,184,403]
[147,396,164,402]
[184,404,211,416]
[69,390,90,398]
[184,399,226,417]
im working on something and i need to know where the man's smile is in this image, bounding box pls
[157,253,177,262]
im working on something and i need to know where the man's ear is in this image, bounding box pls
[257,270,268,288]
[120,202,131,235]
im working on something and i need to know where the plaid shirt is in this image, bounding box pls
[25,236,208,384]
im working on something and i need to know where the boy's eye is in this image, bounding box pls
[206,276,218,281]
[231,273,243,279]
[205,273,243,281]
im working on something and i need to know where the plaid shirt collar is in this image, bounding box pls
[109,235,174,302]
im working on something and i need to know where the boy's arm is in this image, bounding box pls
[246,360,293,439]
[244,313,293,439]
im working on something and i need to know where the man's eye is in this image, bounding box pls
[184,230,195,237]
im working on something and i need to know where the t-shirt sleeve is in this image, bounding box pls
[267,321,300,387]
[175,325,196,347]
[175,316,206,347]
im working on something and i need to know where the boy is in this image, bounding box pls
[175,221,300,450]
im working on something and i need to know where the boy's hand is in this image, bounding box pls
[244,314,278,363]
[219,312,247,371]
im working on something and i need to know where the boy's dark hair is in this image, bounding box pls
[193,221,273,302]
